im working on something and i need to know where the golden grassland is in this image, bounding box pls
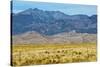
[12,42,97,66]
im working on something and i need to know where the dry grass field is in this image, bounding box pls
[12,43,97,66]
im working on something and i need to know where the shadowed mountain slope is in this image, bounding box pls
[12,8,97,35]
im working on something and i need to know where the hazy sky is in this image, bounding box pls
[12,0,97,16]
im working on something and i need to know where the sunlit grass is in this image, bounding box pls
[12,42,97,66]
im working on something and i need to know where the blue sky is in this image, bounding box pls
[12,0,97,16]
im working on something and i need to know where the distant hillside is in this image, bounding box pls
[12,8,97,35]
[12,31,97,44]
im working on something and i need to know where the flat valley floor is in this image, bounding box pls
[12,42,97,66]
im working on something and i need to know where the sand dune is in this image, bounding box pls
[12,31,97,44]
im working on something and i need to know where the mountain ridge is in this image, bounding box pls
[12,8,97,35]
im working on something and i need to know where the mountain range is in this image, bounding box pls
[12,8,97,35]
